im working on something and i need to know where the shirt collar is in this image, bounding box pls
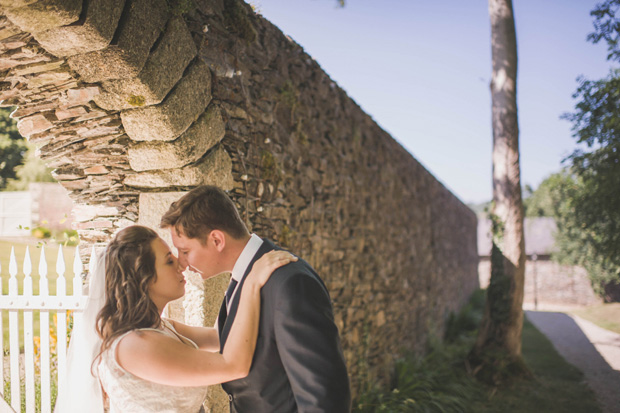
[231,234,263,282]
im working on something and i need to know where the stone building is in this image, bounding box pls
[478,217,600,308]
[0,182,73,237]
[0,0,479,408]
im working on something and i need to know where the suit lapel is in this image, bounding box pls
[219,239,276,351]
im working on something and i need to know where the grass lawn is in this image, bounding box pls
[354,290,602,413]
[570,302,620,334]
[0,239,76,351]
[471,317,601,412]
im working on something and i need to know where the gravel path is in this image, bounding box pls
[526,310,620,413]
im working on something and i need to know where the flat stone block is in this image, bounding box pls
[26,70,73,89]
[12,60,64,76]
[5,0,82,33]
[121,59,212,142]
[34,0,126,57]
[67,0,169,82]
[128,104,225,171]
[0,0,38,7]
[94,17,197,111]
[55,106,87,120]
[124,146,233,189]
[0,16,22,41]
[17,114,53,137]
[73,204,120,222]
[75,220,114,230]
[138,191,186,240]
[84,165,109,175]
[114,218,135,229]
[64,86,101,107]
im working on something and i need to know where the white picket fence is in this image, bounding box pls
[0,245,91,413]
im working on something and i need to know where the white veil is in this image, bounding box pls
[53,248,106,413]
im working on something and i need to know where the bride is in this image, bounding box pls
[54,225,296,413]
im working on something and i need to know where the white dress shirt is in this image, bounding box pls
[227,233,263,313]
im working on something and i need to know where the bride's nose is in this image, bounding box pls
[177,255,188,270]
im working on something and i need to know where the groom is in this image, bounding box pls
[161,185,351,413]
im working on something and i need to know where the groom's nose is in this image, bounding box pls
[178,254,189,270]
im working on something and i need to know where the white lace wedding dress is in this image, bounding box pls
[97,319,208,413]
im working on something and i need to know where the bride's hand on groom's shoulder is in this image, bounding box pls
[247,251,298,288]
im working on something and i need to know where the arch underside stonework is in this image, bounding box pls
[0,0,479,406]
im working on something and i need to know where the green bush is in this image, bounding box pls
[354,290,485,412]
[31,227,51,239]
[444,289,485,343]
[54,229,79,247]
[30,227,79,247]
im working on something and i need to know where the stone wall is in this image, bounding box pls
[0,0,479,406]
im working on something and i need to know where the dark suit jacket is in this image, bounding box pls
[218,239,351,413]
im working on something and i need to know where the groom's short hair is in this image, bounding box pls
[160,185,249,242]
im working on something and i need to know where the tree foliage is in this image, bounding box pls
[5,141,56,190]
[0,107,27,190]
[0,107,55,191]
[547,0,620,300]
[523,175,566,218]
[526,170,620,301]
[588,0,620,61]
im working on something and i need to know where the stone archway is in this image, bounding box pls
[1,0,480,406]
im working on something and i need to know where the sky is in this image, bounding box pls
[253,0,616,204]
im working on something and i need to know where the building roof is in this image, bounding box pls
[478,217,557,257]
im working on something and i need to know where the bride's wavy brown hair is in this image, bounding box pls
[95,225,161,359]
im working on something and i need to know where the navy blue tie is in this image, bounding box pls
[225,279,238,306]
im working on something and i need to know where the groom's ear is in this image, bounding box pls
[209,230,226,252]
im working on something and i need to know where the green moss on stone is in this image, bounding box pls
[296,119,308,146]
[279,80,297,108]
[487,242,512,324]
[223,0,257,44]
[127,95,146,107]
[166,0,195,16]
[355,320,373,393]
[353,127,362,146]
[280,224,293,247]
[261,149,281,181]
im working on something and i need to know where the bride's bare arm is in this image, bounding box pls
[115,250,297,386]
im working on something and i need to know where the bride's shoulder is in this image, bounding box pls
[114,328,179,366]
[115,328,171,352]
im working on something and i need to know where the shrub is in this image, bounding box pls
[31,226,51,239]
[54,229,79,247]
[354,290,485,412]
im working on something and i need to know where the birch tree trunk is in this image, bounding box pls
[469,0,527,382]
